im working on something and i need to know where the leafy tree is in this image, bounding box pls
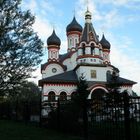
[74,74,90,139]
[8,81,41,120]
[75,74,90,104]
[15,81,41,102]
[0,0,43,96]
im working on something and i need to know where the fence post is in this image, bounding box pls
[57,98,60,130]
[83,99,88,140]
[123,91,131,140]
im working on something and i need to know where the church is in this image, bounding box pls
[39,8,136,116]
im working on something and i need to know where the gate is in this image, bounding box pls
[88,93,140,140]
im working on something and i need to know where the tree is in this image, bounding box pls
[0,0,43,96]
[74,74,90,139]
[9,81,41,121]
[75,74,90,104]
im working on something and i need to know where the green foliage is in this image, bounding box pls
[14,81,41,101]
[0,81,41,120]
[74,74,90,106]
[0,0,43,96]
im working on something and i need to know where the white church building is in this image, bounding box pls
[39,9,136,116]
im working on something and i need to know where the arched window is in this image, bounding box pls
[69,39,72,46]
[59,92,67,101]
[91,43,95,55]
[48,91,55,102]
[82,43,85,55]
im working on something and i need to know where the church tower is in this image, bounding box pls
[66,16,83,52]
[47,30,61,62]
[77,9,103,65]
[100,34,111,65]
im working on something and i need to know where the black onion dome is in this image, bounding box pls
[47,30,61,46]
[66,16,83,33]
[100,34,111,49]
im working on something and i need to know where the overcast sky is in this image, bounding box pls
[21,0,140,95]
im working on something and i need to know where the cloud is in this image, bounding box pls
[101,0,129,5]
[33,17,52,42]
[108,34,140,95]
[28,67,42,85]
[21,0,38,13]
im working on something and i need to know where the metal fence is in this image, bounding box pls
[88,93,140,140]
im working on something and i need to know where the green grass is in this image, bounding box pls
[0,120,83,140]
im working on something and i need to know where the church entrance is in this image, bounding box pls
[91,88,107,100]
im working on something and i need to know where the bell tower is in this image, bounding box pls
[77,9,103,65]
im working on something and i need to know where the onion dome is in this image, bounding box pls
[47,30,61,46]
[66,16,83,33]
[100,34,111,49]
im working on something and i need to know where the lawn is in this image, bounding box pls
[0,120,83,140]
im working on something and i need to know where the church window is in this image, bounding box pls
[91,43,95,55]
[91,70,97,78]
[83,47,85,55]
[52,68,57,73]
[82,43,85,55]
[69,39,72,46]
[48,91,55,102]
[75,38,78,45]
[60,92,67,101]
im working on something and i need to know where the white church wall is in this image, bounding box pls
[76,66,112,82]
[42,63,64,79]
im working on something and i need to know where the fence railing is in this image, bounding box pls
[88,93,140,140]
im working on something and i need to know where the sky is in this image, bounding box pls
[21,0,140,95]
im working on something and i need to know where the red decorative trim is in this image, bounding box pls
[48,58,58,62]
[67,31,82,36]
[121,85,132,87]
[77,55,103,60]
[48,45,60,49]
[78,45,99,49]
[41,61,66,72]
[89,84,108,93]
[103,49,110,52]
[45,83,77,87]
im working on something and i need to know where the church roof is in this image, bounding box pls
[107,74,136,85]
[59,51,75,62]
[66,16,83,33]
[100,34,111,49]
[39,70,78,86]
[81,22,99,43]
[80,9,99,43]
[47,30,61,46]
[39,67,136,87]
